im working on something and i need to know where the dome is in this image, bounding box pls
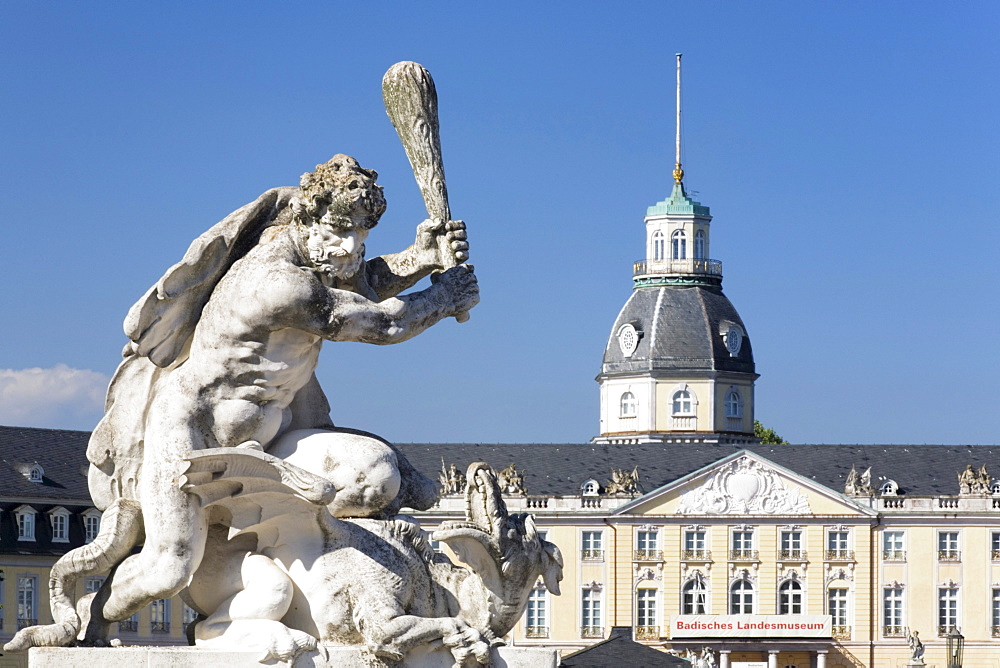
[601,285,755,377]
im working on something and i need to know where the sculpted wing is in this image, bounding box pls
[125,186,298,368]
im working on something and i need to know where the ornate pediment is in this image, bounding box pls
[677,455,811,515]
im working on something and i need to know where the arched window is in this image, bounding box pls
[730,580,754,614]
[779,580,803,615]
[671,230,687,260]
[725,388,743,418]
[28,465,43,483]
[683,579,708,614]
[652,231,665,261]
[672,389,694,415]
[620,392,637,417]
[695,229,706,259]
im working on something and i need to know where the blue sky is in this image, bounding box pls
[2,2,998,444]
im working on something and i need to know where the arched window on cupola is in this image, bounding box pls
[620,392,637,418]
[651,230,665,261]
[725,388,743,418]
[695,229,706,259]
[671,230,687,260]
[672,389,694,415]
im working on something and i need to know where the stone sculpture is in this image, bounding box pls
[440,460,467,495]
[3,63,560,666]
[907,629,925,664]
[497,463,527,495]
[606,466,642,496]
[958,464,991,495]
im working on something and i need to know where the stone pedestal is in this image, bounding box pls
[906,662,926,668]
[29,645,558,668]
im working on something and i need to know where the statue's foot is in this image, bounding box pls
[196,619,318,662]
[442,621,491,666]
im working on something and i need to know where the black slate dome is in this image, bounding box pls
[602,284,754,376]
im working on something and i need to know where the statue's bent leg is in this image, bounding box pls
[88,435,209,638]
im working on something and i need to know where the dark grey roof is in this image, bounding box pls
[396,442,1000,498]
[0,425,91,502]
[601,285,754,376]
[2,426,996,504]
[561,627,689,666]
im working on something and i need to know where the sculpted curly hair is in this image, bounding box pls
[292,154,386,229]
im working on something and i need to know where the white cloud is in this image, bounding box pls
[0,364,109,430]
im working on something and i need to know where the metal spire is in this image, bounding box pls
[672,53,684,185]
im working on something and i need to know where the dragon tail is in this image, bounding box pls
[2,499,143,651]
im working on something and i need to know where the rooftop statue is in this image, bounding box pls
[5,62,560,666]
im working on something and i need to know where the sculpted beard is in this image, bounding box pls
[305,224,365,281]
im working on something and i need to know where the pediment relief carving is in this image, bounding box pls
[677,456,811,515]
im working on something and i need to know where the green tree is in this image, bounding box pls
[754,420,788,445]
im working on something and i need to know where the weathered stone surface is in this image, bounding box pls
[28,646,559,668]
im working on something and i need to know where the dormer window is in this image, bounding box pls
[82,509,102,543]
[671,230,687,260]
[15,506,37,541]
[28,465,43,483]
[48,507,70,543]
[581,479,600,497]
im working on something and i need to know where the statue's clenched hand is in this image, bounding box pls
[414,219,469,269]
[434,264,479,317]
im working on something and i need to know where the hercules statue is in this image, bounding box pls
[5,153,479,651]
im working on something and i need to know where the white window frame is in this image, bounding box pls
[581,530,603,561]
[48,507,70,543]
[827,528,850,558]
[732,527,755,558]
[525,586,548,637]
[682,578,708,615]
[15,506,37,542]
[619,391,637,418]
[778,579,803,615]
[28,465,43,483]
[652,230,665,261]
[83,509,102,544]
[938,531,960,561]
[992,588,1000,632]
[883,530,905,560]
[883,586,904,635]
[17,574,38,625]
[780,529,803,557]
[938,586,959,633]
[581,588,602,630]
[671,229,687,260]
[636,588,658,628]
[672,389,695,415]
[685,529,707,556]
[828,587,849,626]
[730,579,754,614]
[694,229,706,259]
[992,531,1000,560]
[637,529,658,553]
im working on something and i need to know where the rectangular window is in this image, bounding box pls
[636,589,657,628]
[525,587,547,637]
[151,599,171,633]
[636,530,659,560]
[17,576,38,628]
[938,532,960,561]
[183,603,199,632]
[84,514,101,543]
[581,589,602,635]
[731,530,754,559]
[993,589,1000,636]
[827,530,851,559]
[51,513,68,542]
[780,530,803,559]
[84,577,104,595]
[684,530,707,559]
[17,512,35,541]
[883,531,905,560]
[828,588,848,626]
[938,587,958,634]
[992,532,1000,561]
[581,531,603,560]
[883,587,904,636]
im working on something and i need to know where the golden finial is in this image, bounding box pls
[673,163,684,184]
